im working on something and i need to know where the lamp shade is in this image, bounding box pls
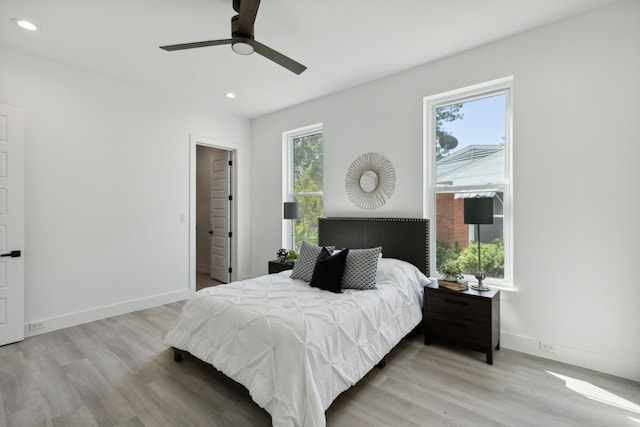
[464,197,494,225]
[283,202,300,220]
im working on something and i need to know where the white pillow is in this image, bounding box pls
[376,257,431,287]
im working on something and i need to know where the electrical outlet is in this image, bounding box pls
[28,321,46,331]
[539,341,558,353]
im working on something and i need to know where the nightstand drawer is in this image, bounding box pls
[425,312,489,347]
[425,291,490,322]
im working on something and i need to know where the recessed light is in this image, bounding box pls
[12,18,38,31]
[225,92,236,99]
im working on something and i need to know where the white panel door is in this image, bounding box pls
[209,152,230,283]
[0,105,25,346]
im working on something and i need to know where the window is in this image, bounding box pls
[283,124,324,251]
[424,78,513,285]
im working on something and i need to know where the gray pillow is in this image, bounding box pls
[290,241,335,282]
[341,247,382,290]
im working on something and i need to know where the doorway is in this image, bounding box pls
[190,135,238,291]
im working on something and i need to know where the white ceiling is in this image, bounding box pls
[0,0,619,118]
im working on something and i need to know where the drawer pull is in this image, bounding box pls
[445,321,468,328]
[444,298,468,306]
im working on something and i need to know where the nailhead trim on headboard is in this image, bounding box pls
[318,217,430,277]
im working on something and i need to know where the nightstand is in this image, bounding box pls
[423,282,500,364]
[268,260,295,274]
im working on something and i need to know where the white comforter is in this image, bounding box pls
[164,258,428,427]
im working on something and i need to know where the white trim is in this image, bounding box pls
[189,134,240,289]
[425,76,514,107]
[501,332,640,382]
[295,191,323,197]
[424,77,514,286]
[25,288,191,337]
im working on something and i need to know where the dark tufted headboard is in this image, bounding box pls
[318,217,430,277]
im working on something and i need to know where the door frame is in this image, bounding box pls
[189,134,239,291]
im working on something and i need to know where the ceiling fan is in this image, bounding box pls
[160,0,307,75]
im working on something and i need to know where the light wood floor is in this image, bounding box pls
[1,302,638,427]
[196,271,225,291]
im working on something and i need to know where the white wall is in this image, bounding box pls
[251,1,640,380]
[0,47,251,334]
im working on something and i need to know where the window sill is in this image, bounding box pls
[492,284,518,301]
[475,278,518,301]
[462,276,518,301]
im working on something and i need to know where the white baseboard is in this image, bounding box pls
[24,288,193,338]
[501,332,640,382]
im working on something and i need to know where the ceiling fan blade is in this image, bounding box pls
[160,39,232,51]
[236,0,261,36]
[250,39,307,75]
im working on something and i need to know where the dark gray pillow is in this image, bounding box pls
[291,241,335,282]
[341,247,382,290]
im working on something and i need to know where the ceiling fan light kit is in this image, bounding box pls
[232,38,254,55]
[159,0,306,74]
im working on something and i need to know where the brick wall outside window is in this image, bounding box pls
[436,194,469,250]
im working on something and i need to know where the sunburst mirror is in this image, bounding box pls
[345,152,396,209]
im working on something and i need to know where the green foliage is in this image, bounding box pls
[436,240,460,269]
[293,133,323,194]
[438,258,463,280]
[435,104,464,160]
[436,238,504,279]
[292,132,324,249]
[294,195,323,248]
[458,238,505,278]
[436,104,464,134]
[285,249,297,261]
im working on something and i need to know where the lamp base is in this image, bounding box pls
[472,269,490,291]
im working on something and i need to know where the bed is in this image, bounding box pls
[164,217,430,427]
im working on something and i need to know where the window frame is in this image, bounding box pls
[282,123,324,250]
[424,77,513,287]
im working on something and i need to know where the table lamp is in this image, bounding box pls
[283,202,300,253]
[464,197,493,291]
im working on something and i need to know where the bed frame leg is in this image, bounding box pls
[173,348,183,363]
[376,357,386,369]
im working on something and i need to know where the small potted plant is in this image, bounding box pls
[285,249,298,262]
[438,259,464,282]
